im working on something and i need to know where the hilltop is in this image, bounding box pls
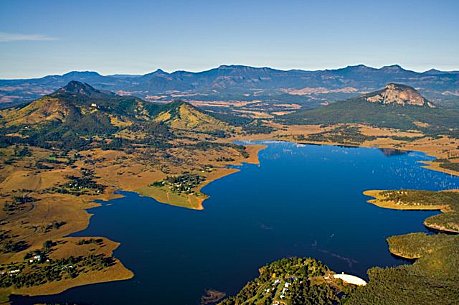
[0,81,158,126]
[364,83,434,107]
[154,101,233,134]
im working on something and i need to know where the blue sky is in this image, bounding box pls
[0,0,458,78]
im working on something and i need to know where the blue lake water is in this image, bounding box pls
[13,142,459,305]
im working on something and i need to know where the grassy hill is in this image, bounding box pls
[154,101,233,134]
[0,81,234,150]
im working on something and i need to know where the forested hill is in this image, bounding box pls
[283,83,459,136]
[0,81,235,150]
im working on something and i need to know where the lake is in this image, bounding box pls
[12,142,459,305]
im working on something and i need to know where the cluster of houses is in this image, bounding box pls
[1,254,45,277]
[28,254,42,263]
[267,278,293,304]
[280,282,291,299]
[1,269,21,276]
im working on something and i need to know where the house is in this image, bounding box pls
[29,254,42,263]
[8,269,20,275]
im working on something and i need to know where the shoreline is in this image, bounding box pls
[3,129,458,303]
[231,123,459,177]
[135,144,267,210]
[363,190,459,234]
[363,190,449,212]
[0,143,267,303]
[0,236,133,303]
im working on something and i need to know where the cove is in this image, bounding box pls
[12,142,459,305]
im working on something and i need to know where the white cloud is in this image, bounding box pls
[0,32,57,42]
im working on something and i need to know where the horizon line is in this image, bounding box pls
[1,63,458,80]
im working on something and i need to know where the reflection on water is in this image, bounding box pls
[379,148,410,156]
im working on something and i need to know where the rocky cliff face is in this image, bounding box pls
[366,83,434,107]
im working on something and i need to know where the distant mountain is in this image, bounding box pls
[1,65,458,108]
[283,83,459,135]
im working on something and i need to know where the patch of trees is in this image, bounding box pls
[216,156,235,162]
[306,125,376,145]
[232,145,250,158]
[387,233,458,259]
[1,239,29,253]
[243,119,275,134]
[13,145,32,158]
[205,111,252,127]
[186,142,249,158]
[3,195,36,215]
[51,168,106,196]
[438,159,459,172]
[289,280,355,305]
[152,173,206,194]
[0,134,17,148]
[127,121,174,147]
[0,254,116,289]
[44,220,66,233]
[379,190,459,208]
[0,230,30,253]
[77,238,104,245]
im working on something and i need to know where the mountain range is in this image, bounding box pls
[1,64,458,109]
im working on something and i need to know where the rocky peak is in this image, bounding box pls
[365,83,434,107]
